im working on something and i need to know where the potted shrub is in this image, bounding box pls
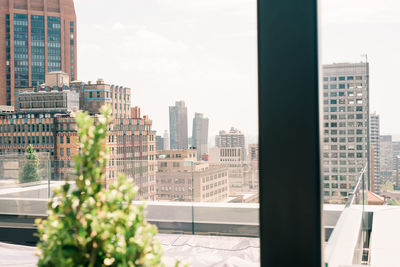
[19,144,41,184]
[36,105,165,266]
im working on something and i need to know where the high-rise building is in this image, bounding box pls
[163,130,170,150]
[370,112,380,193]
[392,141,400,172]
[169,101,188,149]
[322,62,369,202]
[215,127,246,160]
[0,0,77,106]
[380,135,393,183]
[192,112,209,160]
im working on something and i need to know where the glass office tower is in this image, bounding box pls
[0,0,77,106]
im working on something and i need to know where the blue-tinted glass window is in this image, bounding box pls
[5,14,11,104]
[323,77,328,81]
[339,76,345,81]
[330,77,337,81]
[47,16,61,72]
[31,15,45,86]
[339,84,345,89]
[347,76,354,80]
[330,84,337,89]
[324,84,328,89]
[330,100,337,104]
[13,13,28,89]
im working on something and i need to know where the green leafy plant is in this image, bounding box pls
[19,144,41,183]
[381,180,394,192]
[387,198,400,206]
[36,105,164,266]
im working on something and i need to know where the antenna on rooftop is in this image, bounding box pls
[361,54,368,63]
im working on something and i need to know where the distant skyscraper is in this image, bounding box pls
[163,130,170,150]
[322,62,369,202]
[370,113,380,193]
[169,101,188,149]
[215,127,246,160]
[380,135,393,183]
[192,113,209,160]
[0,0,77,106]
[156,135,164,151]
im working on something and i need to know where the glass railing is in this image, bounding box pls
[0,156,260,237]
[324,163,369,267]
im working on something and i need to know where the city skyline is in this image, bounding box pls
[322,0,400,137]
[74,0,258,137]
[70,0,400,138]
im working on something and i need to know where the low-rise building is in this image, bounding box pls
[156,149,229,202]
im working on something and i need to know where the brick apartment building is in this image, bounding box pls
[0,72,157,200]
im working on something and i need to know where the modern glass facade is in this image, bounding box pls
[70,21,75,80]
[0,0,76,106]
[31,15,45,86]
[5,14,11,105]
[47,16,61,73]
[13,14,29,89]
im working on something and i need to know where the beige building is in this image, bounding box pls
[18,90,79,112]
[209,146,245,192]
[80,78,131,118]
[157,149,229,202]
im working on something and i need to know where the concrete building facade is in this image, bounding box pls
[156,149,229,202]
[322,62,369,202]
[392,141,400,173]
[215,127,246,161]
[0,0,77,106]
[18,89,79,112]
[370,113,380,193]
[380,135,393,184]
[209,146,246,192]
[163,130,169,150]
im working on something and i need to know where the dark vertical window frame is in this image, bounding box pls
[258,0,322,266]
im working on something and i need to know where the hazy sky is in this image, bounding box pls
[75,0,257,137]
[322,0,400,138]
[75,0,400,138]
